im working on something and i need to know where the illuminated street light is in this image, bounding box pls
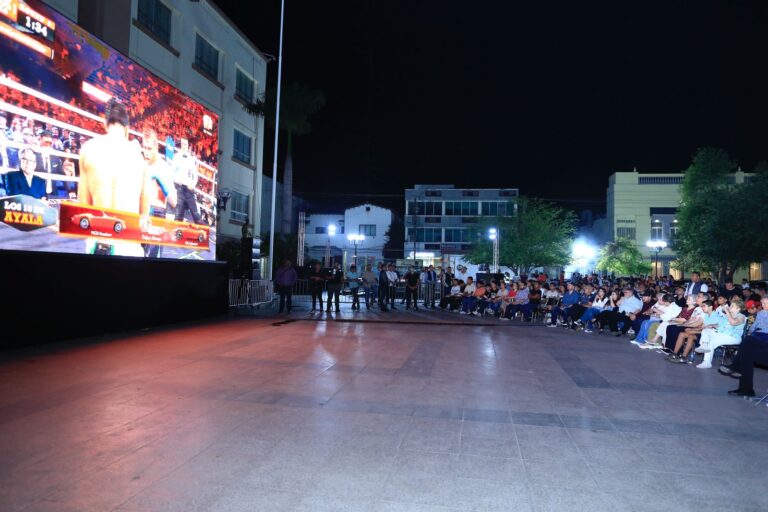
[646,239,668,280]
[488,228,499,273]
[347,233,365,261]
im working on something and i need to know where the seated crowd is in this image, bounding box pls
[436,270,768,397]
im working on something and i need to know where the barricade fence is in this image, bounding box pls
[228,279,444,308]
[228,279,275,308]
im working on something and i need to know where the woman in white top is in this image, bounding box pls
[578,287,609,333]
[694,298,747,369]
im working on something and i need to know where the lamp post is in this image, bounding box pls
[347,234,365,264]
[267,0,286,281]
[646,240,668,280]
[325,224,337,267]
[488,228,499,274]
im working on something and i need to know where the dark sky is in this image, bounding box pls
[214,1,768,213]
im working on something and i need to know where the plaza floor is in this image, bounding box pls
[2,308,768,511]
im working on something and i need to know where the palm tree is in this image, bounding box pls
[265,83,325,234]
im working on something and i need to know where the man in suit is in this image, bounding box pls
[5,147,47,199]
[35,130,65,198]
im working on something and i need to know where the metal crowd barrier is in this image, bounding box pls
[276,280,444,305]
[228,279,275,307]
[228,279,445,308]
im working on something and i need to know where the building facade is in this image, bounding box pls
[404,184,519,267]
[304,204,392,267]
[53,0,268,247]
[606,170,763,279]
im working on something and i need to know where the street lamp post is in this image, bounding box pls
[646,240,668,280]
[325,224,337,267]
[347,234,365,264]
[488,228,499,274]
[267,0,286,281]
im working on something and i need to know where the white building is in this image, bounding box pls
[304,204,392,267]
[607,170,763,280]
[44,0,268,247]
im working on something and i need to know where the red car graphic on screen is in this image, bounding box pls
[173,224,207,243]
[71,211,126,233]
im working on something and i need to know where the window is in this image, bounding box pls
[408,201,441,215]
[462,190,479,197]
[315,227,326,234]
[669,226,679,248]
[425,202,442,215]
[407,228,442,243]
[230,191,249,223]
[445,229,470,243]
[481,202,498,216]
[235,68,254,103]
[137,0,172,45]
[499,189,518,197]
[638,176,684,185]
[616,227,636,240]
[195,34,219,80]
[651,225,663,240]
[425,190,442,197]
[233,130,252,164]
[444,201,479,216]
[359,224,376,236]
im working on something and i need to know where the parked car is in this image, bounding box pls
[71,211,125,233]
[173,224,206,243]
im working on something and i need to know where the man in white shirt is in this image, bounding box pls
[602,287,642,336]
[172,137,202,224]
[385,264,398,310]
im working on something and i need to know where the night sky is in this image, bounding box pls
[214,0,768,213]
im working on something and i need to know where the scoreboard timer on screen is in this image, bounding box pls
[0,0,220,261]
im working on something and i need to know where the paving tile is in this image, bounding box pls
[3,316,768,512]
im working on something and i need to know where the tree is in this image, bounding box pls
[464,197,577,275]
[382,213,403,261]
[265,83,326,234]
[596,238,652,276]
[260,232,307,273]
[675,147,768,282]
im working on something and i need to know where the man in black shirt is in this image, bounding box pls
[404,266,420,310]
[378,264,390,311]
[308,262,325,311]
[326,262,344,312]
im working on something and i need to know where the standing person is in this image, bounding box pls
[274,260,298,314]
[326,262,344,312]
[386,264,398,310]
[422,265,437,308]
[684,271,708,297]
[361,264,378,309]
[378,263,390,311]
[172,137,202,224]
[308,262,325,312]
[405,266,420,310]
[140,129,178,258]
[442,266,455,298]
[346,264,362,310]
[77,101,147,256]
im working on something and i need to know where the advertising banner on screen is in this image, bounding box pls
[0,0,219,260]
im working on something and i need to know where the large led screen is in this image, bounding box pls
[0,0,218,260]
